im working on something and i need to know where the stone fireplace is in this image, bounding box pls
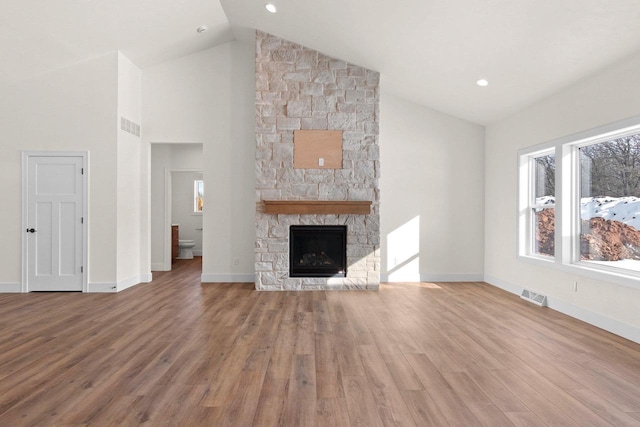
[254,31,380,290]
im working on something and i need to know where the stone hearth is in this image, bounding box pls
[254,31,380,290]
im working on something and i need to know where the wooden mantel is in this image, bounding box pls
[262,200,371,215]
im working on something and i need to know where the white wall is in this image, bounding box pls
[380,92,485,282]
[143,45,223,143]
[171,172,203,254]
[143,41,256,281]
[485,52,640,342]
[116,53,147,288]
[0,53,119,289]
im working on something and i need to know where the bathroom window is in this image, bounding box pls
[194,179,203,213]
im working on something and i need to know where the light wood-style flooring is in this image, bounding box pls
[1,257,640,426]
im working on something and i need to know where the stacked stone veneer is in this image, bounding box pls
[255,31,380,291]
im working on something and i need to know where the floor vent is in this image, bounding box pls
[520,289,548,307]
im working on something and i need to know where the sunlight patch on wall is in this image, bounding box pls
[387,216,420,282]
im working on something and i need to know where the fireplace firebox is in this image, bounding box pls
[289,225,347,278]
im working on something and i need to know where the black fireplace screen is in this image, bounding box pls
[289,225,347,278]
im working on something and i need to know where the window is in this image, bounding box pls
[194,179,203,213]
[579,134,640,270]
[519,116,640,286]
[519,149,556,260]
[532,153,555,257]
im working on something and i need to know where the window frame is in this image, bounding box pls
[518,148,556,261]
[193,179,204,215]
[518,115,640,290]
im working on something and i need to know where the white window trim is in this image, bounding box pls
[193,179,203,215]
[517,147,556,262]
[518,115,640,290]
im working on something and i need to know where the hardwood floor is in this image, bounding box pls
[1,258,640,426]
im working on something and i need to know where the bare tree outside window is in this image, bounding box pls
[535,154,555,199]
[580,134,640,197]
[533,154,555,257]
[579,133,640,263]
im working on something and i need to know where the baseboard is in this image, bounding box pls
[117,275,144,292]
[483,275,523,295]
[381,273,421,282]
[421,273,484,282]
[87,282,118,293]
[87,274,148,293]
[201,273,255,283]
[484,275,640,344]
[0,282,22,293]
[151,263,168,272]
[193,250,202,256]
[1,275,151,294]
[381,273,485,283]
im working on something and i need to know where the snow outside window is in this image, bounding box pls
[518,116,640,288]
[578,134,640,272]
[532,153,556,258]
[519,149,555,259]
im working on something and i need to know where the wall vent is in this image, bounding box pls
[520,289,548,307]
[120,116,141,137]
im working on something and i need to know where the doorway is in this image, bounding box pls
[165,169,204,270]
[150,143,203,272]
[22,152,88,292]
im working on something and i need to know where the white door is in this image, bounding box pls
[25,155,85,291]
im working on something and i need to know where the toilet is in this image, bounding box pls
[178,240,196,259]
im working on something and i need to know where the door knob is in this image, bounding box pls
[26,228,36,233]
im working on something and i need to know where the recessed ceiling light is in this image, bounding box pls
[476,79,489,87]
[196,26,208,34]
[265,3,277,13]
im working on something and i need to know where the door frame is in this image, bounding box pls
[21,151,89,293]
[163,168,202,271]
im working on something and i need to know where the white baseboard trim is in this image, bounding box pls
[483,275,523,295]
[87,274,150,293]
[421,273,485,282]
[381,273,485,283]
[0,282,22,293]
[87,282,118,293]
[201,273,255,283]
[2,275,152,294]
[484,275,640,344]
[117,275,144,292]
[381,273,421,282]
[151,263,168,272]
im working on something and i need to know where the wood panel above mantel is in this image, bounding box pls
[262,200,371,215]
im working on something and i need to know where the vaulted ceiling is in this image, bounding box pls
[3,0,640,124]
